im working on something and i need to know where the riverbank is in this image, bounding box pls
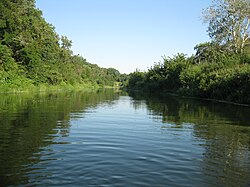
[0,82,117,94]
[126,53,250,106]
[125,88,250,107]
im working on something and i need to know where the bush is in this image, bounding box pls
[127,50,250,104]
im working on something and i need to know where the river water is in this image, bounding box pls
[0,89,249,186]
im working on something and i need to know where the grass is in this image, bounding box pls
[0,82,103,94]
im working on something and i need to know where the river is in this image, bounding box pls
[0,89,249,186]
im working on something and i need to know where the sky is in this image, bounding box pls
[36,0,211,74]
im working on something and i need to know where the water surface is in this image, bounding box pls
[0,90,249,186]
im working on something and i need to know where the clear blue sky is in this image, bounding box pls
[36,0,211,73]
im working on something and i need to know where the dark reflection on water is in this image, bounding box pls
[129,91,250,187]
[0,89,121,186]
[0,89,249,186]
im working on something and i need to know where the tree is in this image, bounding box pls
[203,0,250,54]
[194,42,226,63]
[61,35,72,50]
[0,0,121,88]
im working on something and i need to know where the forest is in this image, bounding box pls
[127,0,250,105]
[0,0,125,92]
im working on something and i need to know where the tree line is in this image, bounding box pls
[127,0,250,104]
[0,0,126,91]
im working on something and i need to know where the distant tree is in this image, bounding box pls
[203,0,250,54]
[107,68,120,78]
[61,35,72,50]
[128,70,146,89]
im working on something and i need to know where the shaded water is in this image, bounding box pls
[0,89,249,186]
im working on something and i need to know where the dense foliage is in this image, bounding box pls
[127,47,250,104]
[127,43,250,103]
[0,0,124,91]
[127,0,250,104]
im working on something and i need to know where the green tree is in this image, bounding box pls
[61,35,72,50]
[0,0,121,88]
[203,0,250,54]
[194,42,226,63]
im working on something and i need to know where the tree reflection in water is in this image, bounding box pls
[0,89,121,186]
[129,91,250,187]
